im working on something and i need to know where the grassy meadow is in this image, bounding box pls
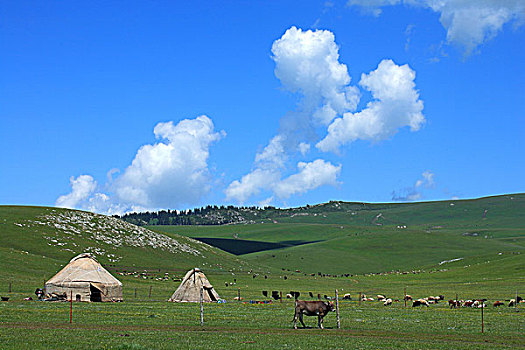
[0,195,524,348]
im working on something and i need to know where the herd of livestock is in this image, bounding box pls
[357,293,523,308]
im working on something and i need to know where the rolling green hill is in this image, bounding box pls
[0,206,254,297]
[0,199,523,350]
[0,194,523,299]
[152,194,525,275]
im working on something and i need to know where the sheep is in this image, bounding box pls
[463,300,474,307]
[412,299,429,307]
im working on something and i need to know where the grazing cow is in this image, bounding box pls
[404,295,412,301]
[383,298,393,306]
[448,299,460,308]
[343,293,352,300]
[508,299,515,307]
[377,294,386,300]
[412,299,429,307]
[286,293,293,299]
[293,300,335,329]
[493,301,504,307]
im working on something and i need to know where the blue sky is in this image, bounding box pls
[1,1,524,214]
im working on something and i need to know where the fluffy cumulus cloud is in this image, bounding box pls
[317,59,424,152]
[347,0,525,55]
[273,160,341,199]
[225,159,341,203]
[225,169,281,204]
[272,26,360,127]
[57,115,224,214]
[225,27,359,203]
[56,175,97,209]
[392,170,435,201]
[113,115,223,209]
[226,27,426,204]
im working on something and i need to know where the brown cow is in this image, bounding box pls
[293,300,335,329]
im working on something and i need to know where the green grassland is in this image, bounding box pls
[0,195,524,349]
[153,194,525,275]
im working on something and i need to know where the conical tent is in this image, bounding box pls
[45,253,123,302]
[168,268,220,302]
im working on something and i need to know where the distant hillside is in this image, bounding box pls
[151,194,525,274]
[118,194,525,228]
[118,205,295,226]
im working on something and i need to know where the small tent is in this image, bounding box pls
[168,268,220,302]
[45,253,123,302]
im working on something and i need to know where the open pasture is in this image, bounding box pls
[0,199,523,348]
[1,254,524,349]
[1,295,523,349]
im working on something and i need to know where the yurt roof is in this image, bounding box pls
[46,253,122,286]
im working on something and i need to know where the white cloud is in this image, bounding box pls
[298,142,311,156]
[420,170,434,187]
[58,115,224,214]
[225,169,281,204]
[317,59,424,152]
[56,175,97,209]
[254,135,287,169]
[258,196,275,208]
[347,0,525,55]
[273,159,341,199]
[430,0,525,55]
[392,170,435,201]
[226,27,427,204]
[347,0,401,16]
[225,27,359,203]
[225,160,341,203]
[113,115,224,209]
[272,26,360,127]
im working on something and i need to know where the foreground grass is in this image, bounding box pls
[0,299,523,349]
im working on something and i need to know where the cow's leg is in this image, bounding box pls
[293,311,298,329]
[299,313,306,328]
[318,315,324,329]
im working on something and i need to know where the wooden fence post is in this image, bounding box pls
[359,292,361,305]
[149,286,152,299]
[335,289,340,329]
[9,282,12,293]
[481,301,484,333]
[404,287,406,307]
[200,287,204,326]
[134,288,137,298]
[70,291,73,324]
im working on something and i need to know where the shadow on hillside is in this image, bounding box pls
[194,237,322,255]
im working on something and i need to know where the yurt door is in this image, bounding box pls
[205,287,217,301]
[89,284,102,302]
